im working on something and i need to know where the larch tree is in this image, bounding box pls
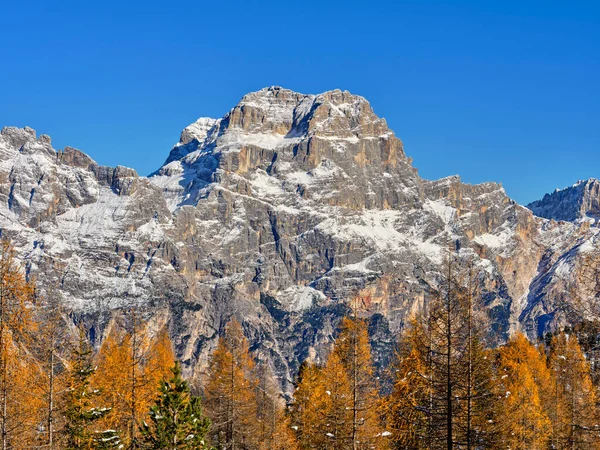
[0,239,37,450]
[93,311,175,449]
[548,332,600,449]
[30,290,70,449]
[454,264,499,450]
[388,254,498,450]
[292,326,377,450]
[319,350,353,450]
[495,333,552,450]
[204,319,258,450]
[290,361,327,450]
[333,315,388,449]
[63,327,121,449]
[269,412,300,450]
[93,328,132,442]
[7,345,46,449]
[387,317,435,450]
[564,247,600,384]
[425,255,466,450]
[123,307,145,447]
[254,362,299,450]
[144,326,175,393]
[254,362,280,449]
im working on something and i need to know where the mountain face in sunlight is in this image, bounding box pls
[1,87,597,387]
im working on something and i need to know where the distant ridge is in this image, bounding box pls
[527,178,600,222]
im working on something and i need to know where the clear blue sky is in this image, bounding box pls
[1,0,598,204]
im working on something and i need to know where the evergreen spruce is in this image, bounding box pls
[139,362,211,449]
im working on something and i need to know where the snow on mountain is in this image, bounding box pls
[527,179,600,222]
[1,87,598,387]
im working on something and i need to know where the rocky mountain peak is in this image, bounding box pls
[0,126,90,163]
[527,178,600,222]
[225,86,388,140]
[1,126,43,150]
[1,88,599,388]
[179,117,220,145]
[152,86,408,212]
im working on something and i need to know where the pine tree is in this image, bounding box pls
[139,362,211,450]
[63,327,120,449]
[204,319,258,450]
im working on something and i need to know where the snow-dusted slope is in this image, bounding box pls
[0,126,178,311]
[1,87,598,386]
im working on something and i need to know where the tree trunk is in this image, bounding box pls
[48,347,55,449]
[230,344,235,450]
[130,308,138,445]
[446,261,453,450]
[466,265,473,450]
[0,289,7,450]
[352,306,359,450]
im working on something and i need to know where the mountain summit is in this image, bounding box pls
[528,178,600,222]
[0,87,598,387]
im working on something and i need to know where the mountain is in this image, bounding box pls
[1,87,598,389]
[527,179,600,222]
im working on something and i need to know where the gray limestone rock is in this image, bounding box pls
[528,179,600,222]
[0,87,598,391]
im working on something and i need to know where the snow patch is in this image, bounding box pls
[277,285,326,311]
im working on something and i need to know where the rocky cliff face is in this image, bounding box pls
[1,87,598,389]
[527,179,600,222]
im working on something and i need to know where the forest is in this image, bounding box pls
[1,238,599,450]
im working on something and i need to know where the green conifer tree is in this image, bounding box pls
[139,362,211,449]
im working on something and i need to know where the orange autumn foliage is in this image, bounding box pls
[496,333,552,450]
[0,239,38,449]
[93,321,175,447]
